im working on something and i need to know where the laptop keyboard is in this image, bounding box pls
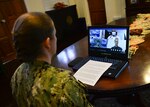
[90,57,121,64]
[73,56,122,71]
[90,57,122,69]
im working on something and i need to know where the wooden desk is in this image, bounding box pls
[52,18,150,97]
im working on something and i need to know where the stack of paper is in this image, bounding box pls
[74,60,112,86]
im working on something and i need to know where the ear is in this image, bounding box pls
[43,37,51,49]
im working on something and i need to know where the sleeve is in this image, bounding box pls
[59,75,93,107]
[28,67,93,107]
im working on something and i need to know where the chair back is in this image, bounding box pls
[0,59,21,107]
[3,59,21,81]
[0,60,4,74]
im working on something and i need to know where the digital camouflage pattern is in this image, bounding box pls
[11,61,93,107]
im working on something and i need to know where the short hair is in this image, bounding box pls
[12,12,55,62]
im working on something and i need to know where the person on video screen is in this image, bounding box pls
[111,37,122,52]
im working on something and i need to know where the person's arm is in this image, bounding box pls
[61,76,93,107]
[49,70,93,107]
[31,67,93,107]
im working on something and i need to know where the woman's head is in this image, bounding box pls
[12,12,57,62]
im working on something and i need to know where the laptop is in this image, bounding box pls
[72,25,129,79]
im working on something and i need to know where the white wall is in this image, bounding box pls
[24,0,91,25]
[69,0,126,24]
[24,0,126,24]
[68,0,91,26]
[24,0,45,12]
[104,0,126,23]
[43,0,69,11]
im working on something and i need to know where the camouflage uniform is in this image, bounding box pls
[11,61,93,107]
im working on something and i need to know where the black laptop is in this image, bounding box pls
[72,25,129,79]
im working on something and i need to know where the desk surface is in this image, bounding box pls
[52,18,150,96]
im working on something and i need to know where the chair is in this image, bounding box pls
[46,5,87,53]
[0,60,4,74]
[0,59,21,107]
[3,59,21,81]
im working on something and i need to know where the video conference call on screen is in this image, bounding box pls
[89,28,127,54]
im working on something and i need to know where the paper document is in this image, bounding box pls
[74,60,112,86]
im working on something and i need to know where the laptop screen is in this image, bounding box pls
[88,25,129,60]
